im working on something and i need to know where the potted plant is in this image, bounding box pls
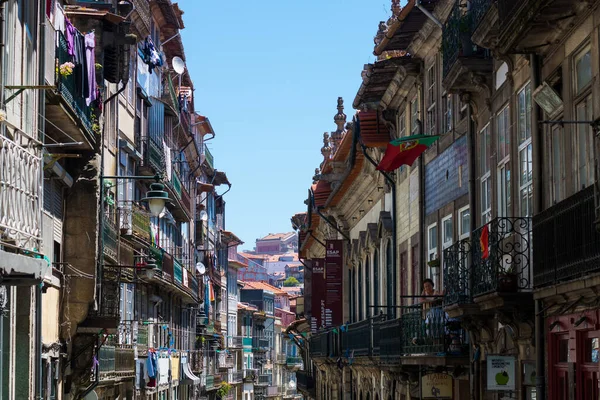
[427,258,440,269]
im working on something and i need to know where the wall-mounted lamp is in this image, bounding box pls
[141,182,170,217]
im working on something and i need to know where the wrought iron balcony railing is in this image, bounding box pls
[441,0,492,78]
[56,32,95,138]
[309,331,329,358]
[252,337,270,351]
[286,356,303,366]
[102,213,118,260]
[218,353,234,369]
[534,186,600,287]
[379,317,402,362]
[444,217,532,306]
[296,370,315,391]
[0,133,42,250]
[228,370,243,384]
[137,136,164,174]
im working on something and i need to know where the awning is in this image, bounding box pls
[181,361,200,385]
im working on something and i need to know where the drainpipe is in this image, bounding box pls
[530,53,546,400]
[415,0,443,29]
[359,143,396,320]
[35,284,43,400]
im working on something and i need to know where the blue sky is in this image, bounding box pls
[178,0,393,249]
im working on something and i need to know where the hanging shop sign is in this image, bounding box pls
[421,373,453,399]
[487,355,516,391]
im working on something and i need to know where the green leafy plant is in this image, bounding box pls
[217,382,231,397]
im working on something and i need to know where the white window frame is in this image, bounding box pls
[574,45,592,95]
[551,123,565,204]
[497,105,511,218]
[480,124,492,223]
[458,206,470,239]
[442,92,453,133]
[518,83,533,217]
[427,223,438,280]
[411,97,419,134]
[574,95,593,190]
[398,112,406,138]
[427,64,436,135]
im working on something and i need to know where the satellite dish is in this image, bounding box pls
[199,210,208,222]
[196,261,206,275]
[172,56,186,75]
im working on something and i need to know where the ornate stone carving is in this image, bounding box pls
[321,132,331,160]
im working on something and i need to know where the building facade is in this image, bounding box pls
[292,1,600,400]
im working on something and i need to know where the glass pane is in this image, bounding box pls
[443,218,453,244]
[585,337,599,363]
[558,338,569,362]
[576,50,592,93]
[519,90,526,144]
[460,209,470,236]
[429,226,437,249]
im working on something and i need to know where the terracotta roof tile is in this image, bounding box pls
[241,281,288,296]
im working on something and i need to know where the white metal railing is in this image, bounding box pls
[0,133,42,250]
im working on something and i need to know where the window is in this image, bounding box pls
[480,125,492,223]
[411,97,419,134]
[574,46,592,94]
[518,83,533,217]
[441,215,453,289]
[575,96,593,190]
[427,224,438,279]
[497,106,511,218]
[398,112,406,137]
[358,262,363,321]
[551,124,565,203]
[458,206,470,239]
[442,92,453,133]
[365,257,371,318]
[373,249,379,315]
[427,64,436,135]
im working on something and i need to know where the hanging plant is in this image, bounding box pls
[59,62,75,77]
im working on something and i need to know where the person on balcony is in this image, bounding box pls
[420,279,444,344]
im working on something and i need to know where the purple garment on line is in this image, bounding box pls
[65,18,75,57]
[85,32,96,106]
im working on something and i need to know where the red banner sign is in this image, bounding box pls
[326,240,344,328]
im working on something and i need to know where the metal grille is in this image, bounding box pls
[0,134,42,249]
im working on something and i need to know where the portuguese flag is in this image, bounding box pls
[376,134,440,171]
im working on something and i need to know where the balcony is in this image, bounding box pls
[137,136,164,176]
[98,345,135,380]
[214,373,223,387]
[228,370,243,384]
[0,133,42,252]
[444,217,533,316]
[266,385,281,397]
[256,374,271,386]
[203,144,214,170]
[441,0,493,93]
[252,337,270,351]
[164,169,192,221]
[534,186,600,289]
[189,350,203,374]
[276,354,286,364]
[296,370,315,395]
[243,368,258,383]
[218,353,234,369]
[285,356,303,371]
[45,31,97,150]
[230,336,244,349]
[102,213,118,261]
[495,0,588,55]
[117,202,151,244]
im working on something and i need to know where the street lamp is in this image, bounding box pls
[141,182,170,217]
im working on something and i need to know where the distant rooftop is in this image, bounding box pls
[241,280,288,296]
[258,232,296,241]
